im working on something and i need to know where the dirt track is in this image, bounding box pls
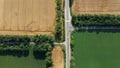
[72,0,120,14]
[52,46,64,68]
[0,0,56,35]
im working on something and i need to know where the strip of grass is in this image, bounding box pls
[72,31,120,68]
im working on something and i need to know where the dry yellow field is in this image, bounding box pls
[0,0,56,35]
[72,0,120,14]
[52,46,64,68]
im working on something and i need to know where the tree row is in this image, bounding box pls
[72,14,120,26]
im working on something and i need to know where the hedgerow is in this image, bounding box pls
[55,0,65,42]
[0,35,55,68]
[72,14,120,26]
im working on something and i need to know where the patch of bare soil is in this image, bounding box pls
[52,46,64,68]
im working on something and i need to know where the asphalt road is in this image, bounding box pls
[64,0,120,68]
[65,0,71,68]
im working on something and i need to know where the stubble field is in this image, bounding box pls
[72,0,120,14]
[0,0,56,35]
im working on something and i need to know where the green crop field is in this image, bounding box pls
[0,49,46,68]
[72,30,120,68]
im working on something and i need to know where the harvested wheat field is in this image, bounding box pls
[0,0,56,35]
[72,0,120,14]
[52,46,64,68]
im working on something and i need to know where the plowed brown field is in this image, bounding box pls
[72,0,120,14]
[0,0,56,35]
[52,46,64,68]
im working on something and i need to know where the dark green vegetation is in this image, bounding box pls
[0,35,54,68]
[72,14,120,26]
[55,0,65,42]
[70,32,75,68]
[69,0,73,8]
[71,30,120,68]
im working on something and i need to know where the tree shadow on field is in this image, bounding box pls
[69,0,74,7]
[33,50,46,60]
[77,29,120,34]
[0,49,29,57]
